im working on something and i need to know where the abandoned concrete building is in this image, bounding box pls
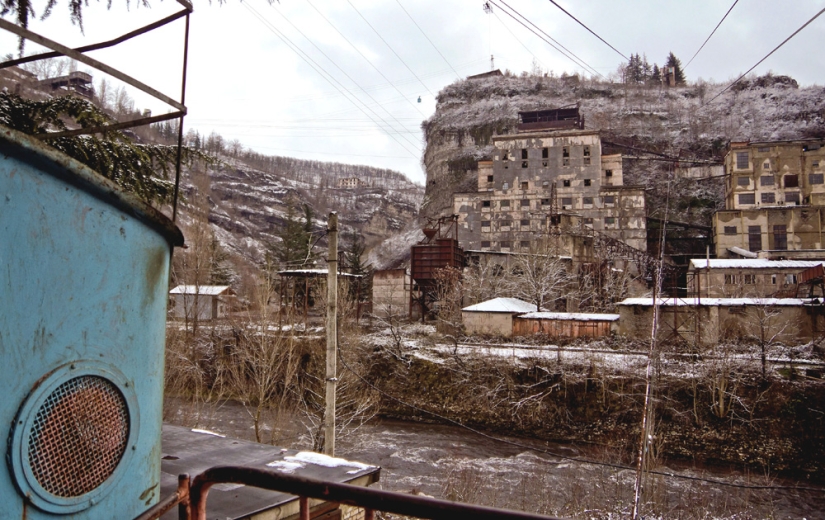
[713,139,825,258]
[453,109,647,260]
[687,258,825,298]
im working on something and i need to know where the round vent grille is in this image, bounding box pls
[27,375,130,497]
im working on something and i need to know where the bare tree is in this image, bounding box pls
[745,299,794,381]
[505,241,575,311]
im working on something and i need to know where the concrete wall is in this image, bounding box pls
[687,267,807,298]
[513,317,615,338]
[372,269,410,317]
[713,207,825,257]
[171,294,223,321]
[462,311,515,337]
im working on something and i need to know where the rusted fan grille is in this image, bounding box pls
[27,375,130,497]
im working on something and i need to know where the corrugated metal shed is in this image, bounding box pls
[513,312,618,338]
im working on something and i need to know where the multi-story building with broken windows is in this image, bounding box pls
[713,139,825,258]
[452,109,647,258]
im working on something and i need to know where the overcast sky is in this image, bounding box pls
[3,0,824,184]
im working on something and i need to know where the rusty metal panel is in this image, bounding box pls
[0,127,179,517]
[799,264,825,285]
[513,318,612,338]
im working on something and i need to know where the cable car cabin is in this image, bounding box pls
[0,126,183,518]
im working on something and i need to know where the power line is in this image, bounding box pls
[337,344,825,493]
[240,3,421,159]
[345,0,437,98]
[703,5,825,107]
[261,0,424,153]
[684,0,739,69]
[492,0,603,78]
[490,10,547,73]
[305,0,428,117]
[394,0,462,81]
[545,0,628,61]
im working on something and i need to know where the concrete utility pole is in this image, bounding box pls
[324,212,338,456]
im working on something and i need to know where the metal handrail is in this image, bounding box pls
[137,465,562,520]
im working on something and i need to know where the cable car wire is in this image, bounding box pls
[684,0,739,69]
[546,0,628,61]
[394,0,462,81]
[703,5,825,107]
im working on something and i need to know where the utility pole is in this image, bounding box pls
[324,212,338,456]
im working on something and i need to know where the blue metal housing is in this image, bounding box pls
[0,126,183,518]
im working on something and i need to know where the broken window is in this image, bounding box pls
[520,199,531,207]
[562,197,573,206]
[583,145,591,165]
[748,225,761,251]
[758,147,771,152]
[520,219,530,227]
[562,179,571,187]
[583,197,593,205]
[562,146,570,166]
[605,169,613,177]
[584,217,593,225]
[520,240,530,249]
[786,191,800,204]
[738,193,755,205]
[522,161,528,168]
[482,200,491,208]
[500,199,510,209]
[737,176,750,186]
[760,175,774,186]
[501,220,512,231]
[584,179,592,187]
[786,274,797,284]
[487,175,494,182]
[481,221,491,231]
[603,195,615,205]
[813,160,820,168]
[774,224,787,250]
[542,147,548,159]
[499,241,511,249]
[811,173,824,185]
[784,174,799,188]
[744,274,756,284]
[736,151,749,170]
[521,181,529,190]
[761,192,775,204]
[771,274,777,285]
[480,240,491,248]
[763,162,771,171]
[724,226,737,235]
[604,217,616,226]
[521,149,528,160]
[724,274,737,285]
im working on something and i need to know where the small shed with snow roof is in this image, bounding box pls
[513,312,619,338]
[461,297,538,337]
[169,285,232,321]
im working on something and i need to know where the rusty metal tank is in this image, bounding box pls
[0,126,183,517]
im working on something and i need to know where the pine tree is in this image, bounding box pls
[650,64,661,84]
[664,52,686,85]
[266,201,315,270]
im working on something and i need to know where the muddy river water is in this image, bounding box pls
[165,399,825,519]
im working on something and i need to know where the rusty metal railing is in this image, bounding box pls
[137,465,561,520]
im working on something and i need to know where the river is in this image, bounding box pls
[164,398,825,519]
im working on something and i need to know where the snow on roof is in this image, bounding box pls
[269,452,375,476]
[462,297,538,313]
[618,297,818,307]
[689,259,825,269]
[170,285,230,296]
[517,312,620,321]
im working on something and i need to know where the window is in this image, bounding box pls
[584,179,592,187]
[811,173,824,185]
[605,169,613,177]
[520,199,531,207]
[771,274,777,285]
[724,274,737,285]
[542,147,548,159]
[520,240,530,249]
[738,193,755,205]
[482,200,491,208]
[761,192,775,203]
[522,161,528,168]
[744,274,756,284]
[481,221,491,232]
[499,241,511,249]
[737,176,750,186]
[583,197,594,205]
[786,191,800,204]
[724,226,737,235]
[540,199,550,206]
[813,160,820,168]
[481,240,491,248]
[760,176,775,186]
[500,199,510,208]
[603,195,615,205]
[502,151,510,160]
[521,149,528,160]
[604,217,616,225]
[562,146,570,166]
[758,146,771,152]
[520,219,530,227]
[774,224,787,250]
[562,179,571,187]
[584,217,593,225]
[562,197,573,206]
[736,151,749,170]
[748,225,761,251]
[521,181,529,190]
[583,145,591,165]
[763,162,771,171]
[501,221,512,231]
[784,174,799,188]
[786,274,797,284]
[487,175,494,182]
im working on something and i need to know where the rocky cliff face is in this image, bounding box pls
[421,73,825,226]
